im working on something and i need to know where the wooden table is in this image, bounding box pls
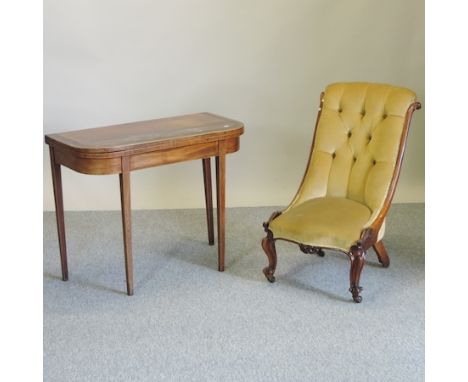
[45,112,244,295]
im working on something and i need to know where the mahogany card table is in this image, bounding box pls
[45,113,244,295]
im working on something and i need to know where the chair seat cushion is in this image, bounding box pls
[269,197,371,251]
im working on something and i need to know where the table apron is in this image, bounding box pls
[130,140,219,171]
[52,137,240,175]
[53,147,121,175]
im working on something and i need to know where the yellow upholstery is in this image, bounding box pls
[270,197,371,250]
[269,82,416,251]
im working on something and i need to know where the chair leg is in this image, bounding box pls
[373,240,390,268]
[261,233,277,283]
[349,245,366,303]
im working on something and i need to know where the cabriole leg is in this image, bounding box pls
[262,232,277,283]
[349,244,366,303]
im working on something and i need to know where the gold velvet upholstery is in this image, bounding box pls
[262,82,420,302]
[270,197,371,250]
[269,82,417,251]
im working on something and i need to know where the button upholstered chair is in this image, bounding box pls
[261,82,421,303]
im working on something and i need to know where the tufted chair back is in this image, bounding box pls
[262,82,420,302]
[290,82,417,227]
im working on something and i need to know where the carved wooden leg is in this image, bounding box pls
[202,158,214,245]
[120,158,133,296]
[49,147,68,281]
[349,244,366,303]
[373,240,390,268]
[262,232,277,283]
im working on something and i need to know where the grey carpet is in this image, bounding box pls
[43,204,424,382]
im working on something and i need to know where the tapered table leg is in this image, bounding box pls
[119,158,133,296]
[216,155,225,271]
[202,158,215,245]
[49,147,68,281]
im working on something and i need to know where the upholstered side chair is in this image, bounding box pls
[261,82,421,303]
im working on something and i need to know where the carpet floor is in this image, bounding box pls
[44,204,424,382]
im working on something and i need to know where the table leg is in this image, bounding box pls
[49,147,68,281]
[119,159,133,296]
[216,155,225,272]
[202,158,214,245]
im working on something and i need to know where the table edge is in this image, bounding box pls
[45,120,244,157]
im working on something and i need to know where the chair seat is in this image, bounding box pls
[269,197,371,251]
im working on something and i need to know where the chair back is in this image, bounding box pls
[292,82,418,222]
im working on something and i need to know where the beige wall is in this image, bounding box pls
[43,0,424,211]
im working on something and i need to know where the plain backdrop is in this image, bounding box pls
[43,0,424,211]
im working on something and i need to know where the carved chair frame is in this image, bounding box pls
[261,92,421,303]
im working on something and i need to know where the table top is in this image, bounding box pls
[45,112,244,155]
